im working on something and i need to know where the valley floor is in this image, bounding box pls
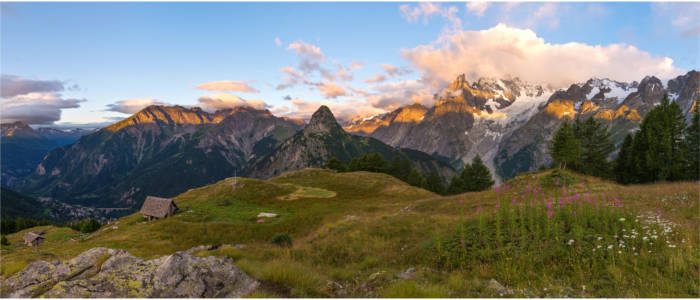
[1,169,698,297]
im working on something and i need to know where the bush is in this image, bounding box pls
[1,235,9,246]
[271,233,293,247]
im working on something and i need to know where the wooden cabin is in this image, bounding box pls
[139,196,178,221]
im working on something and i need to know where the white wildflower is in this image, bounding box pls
[619,218,626,222]
[608,245,613,249]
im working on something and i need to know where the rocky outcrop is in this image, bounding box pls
[1,247,259,298]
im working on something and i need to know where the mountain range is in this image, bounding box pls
[345,70,699,181]
[4,70,698,214]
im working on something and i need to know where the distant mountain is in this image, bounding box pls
[37,127,96,146]
[1,121,58,188]
[247,105,457,183]
[345,70,699,181]
[21,105,304,208]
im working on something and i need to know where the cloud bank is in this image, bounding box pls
[197,93,267,112]
[106,98,169,114]
[402,24,684,88]
[1,74,84,124]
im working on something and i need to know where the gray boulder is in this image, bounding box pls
[1,247,259,298]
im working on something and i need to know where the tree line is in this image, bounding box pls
[325,153,495,195]
[1,217,102,236]
[548,94,699,183]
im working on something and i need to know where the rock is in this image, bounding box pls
[397,267,416,280]
[344,215,360,221]
[184,245,219,255]
[1,247,259,298]
[234,244,247,249]
[256,212,278,218]
[487,279,512,296]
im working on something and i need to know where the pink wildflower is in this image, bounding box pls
[459,199,463,204]
[521,194,526,199]
[580,181,585,187]
[496,203,501,209]
[526,185,531,191]
[559,200,565,206]
[461,239,466,247]
[555,180,559,185]
[657,209,661,216]
[512,198,516,204]
[548,210,554,218]
[494,186,499,194]
[546,202,552,209]
[477,206,482,213]
[530,202,534,207]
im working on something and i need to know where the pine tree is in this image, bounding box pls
[388,157,412,181]
[614,134,635,184]
[575,117,614,178]
[468,155,495,191]
[548,121,582,170]
[424,172,445,195]
[405,169,425,188]
[686,103,700,180]
[325,157,347,172]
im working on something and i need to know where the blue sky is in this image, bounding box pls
[1,2,698,126]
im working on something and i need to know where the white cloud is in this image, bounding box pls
[317,82,347,99]
[528,3,560,29]
[381,64,413,76]
[364,74,387,84]
[196,80,259,93]
[653,2,700,38]
[402,23,684,89]
[466,2,491,17]
[2,92,84,124]
[274,37,282,46]
[106,98,168,114]
[197,93,268,112]
[281,66,304,79]
[365,79,434,111]
[287,41,325,62]
[399,2,462,29]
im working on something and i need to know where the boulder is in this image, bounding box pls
[1,247,259,298]
[256,212,278,218]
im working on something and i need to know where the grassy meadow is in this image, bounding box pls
[1,168,698,297]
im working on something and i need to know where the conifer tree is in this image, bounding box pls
[575,117,614,178]
[548,121,582,170]
[468,155,495,191]
[424,172,445,195]
[686,103,700,180]
[325,157,347,172]
[614,134,635,184]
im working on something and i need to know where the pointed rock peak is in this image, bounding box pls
[305,105,343,134]
[449,74,469,90]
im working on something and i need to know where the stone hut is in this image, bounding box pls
[140,196,179,221]
[23,232,45,247]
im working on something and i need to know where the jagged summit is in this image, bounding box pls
[1,121,42,139]
[304,105,343,134]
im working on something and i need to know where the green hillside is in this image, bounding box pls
[1,169,698,297]
[0,187,51,220]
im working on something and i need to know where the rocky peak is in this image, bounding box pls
[637,76,664,99]
[1,121,42,138]
[304,105,343,134]
[448,74,469,90]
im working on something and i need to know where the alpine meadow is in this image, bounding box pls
[1,1,698,298]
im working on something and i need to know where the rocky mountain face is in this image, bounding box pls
[495,71,698,179]
[0,247,259,298]
[1,121,58,188]
[345,71,699,181]
[21,105,304,209]
[345,75,554,182]
[247,106,457,183]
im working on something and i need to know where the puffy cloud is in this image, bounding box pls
[1,74,85,124]
[106,98,168,114]
[1,74,68,98]
[197,93,267,112]
[365,80,433,111]
[287,41,325,62]
[466,2,491,16]
[349,60,365,71]
[274,37,282,46]
[402,24,684,89]
[1,92,84,124]
[399,2,461,28]
[316,82,347,99]
[281,66,303,79]
[196,80,259,93]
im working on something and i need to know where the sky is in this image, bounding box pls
[1,1,698,127]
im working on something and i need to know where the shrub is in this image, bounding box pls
[271,233,293,247]
[1,235,9,246]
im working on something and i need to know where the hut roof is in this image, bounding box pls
[23,232,44,243]
[140,196,176,218]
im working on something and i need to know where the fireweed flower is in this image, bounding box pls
[477,206,482,213]
[496,203,501,209]
[494,186,499,194]
[580,181,585,187]
[526,185,531,191]
[555,180,559,185]
[512,198,516,204]
[548,210,554,218]
[459,199,463,204]
[546,202,552,209]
